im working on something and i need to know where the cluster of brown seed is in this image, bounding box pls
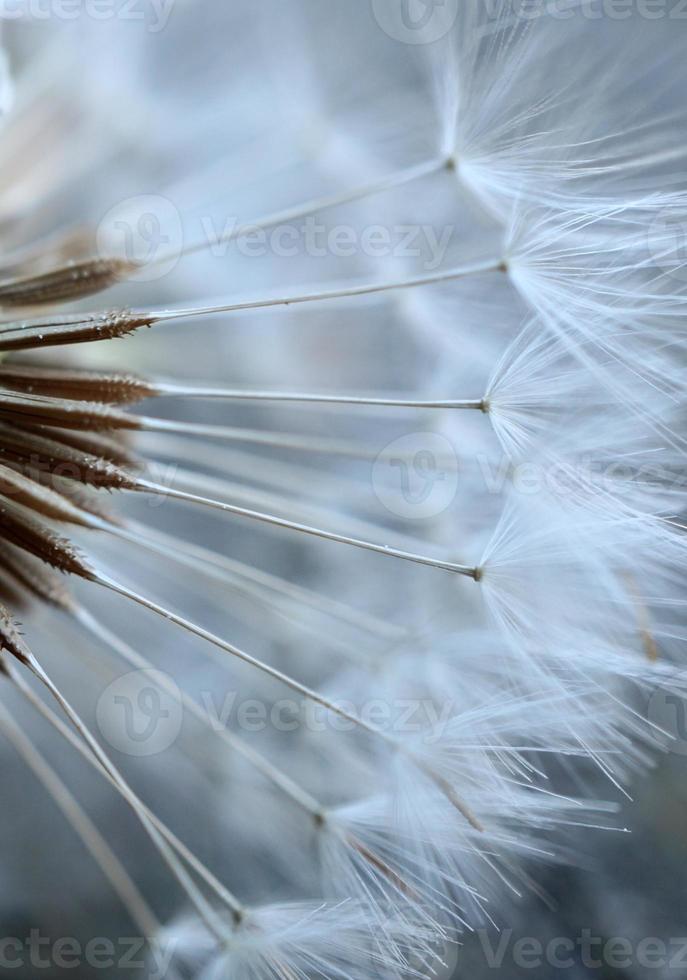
[0,254,163,664]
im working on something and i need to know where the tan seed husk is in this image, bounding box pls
[0,363,156,404]
[0,542,74,611]
[0,391,141,431]
[0,258,135,308]
[0,498,94,577]
[0,311,155,352]
[0,422,137,488]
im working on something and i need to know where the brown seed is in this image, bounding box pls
[16,423,142,470]
[0,227,93,282]
[0,258,135,308]
[0,363,157,404]
[0,463,95,526]
[34,469,119,525]
[0,310,155,352]
[0,498,94,578]
[0,391,141,431]
[0,568,29,610]
[0,602,31,664]
[0,422,137,489]
[0,542,74,611]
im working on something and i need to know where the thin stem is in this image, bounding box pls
[92,571,377,729]
[144,259,503,323]
[157,157,448,264]
[133,480,478,578]
[150,383,486,412]
[156,465,459,547]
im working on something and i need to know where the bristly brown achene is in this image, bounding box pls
[0,601,31,664]
[0,310,156,353]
